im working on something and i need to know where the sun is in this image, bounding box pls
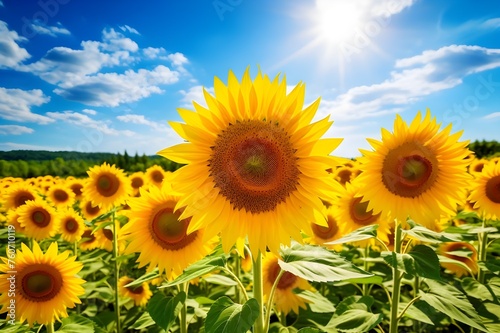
[314,0,361,44]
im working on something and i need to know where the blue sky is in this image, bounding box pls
[0,0,499,158]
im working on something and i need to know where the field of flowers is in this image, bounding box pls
[1,70,500,333]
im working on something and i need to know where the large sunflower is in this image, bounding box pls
[46,183,76,208]
[469,160,500,220]
[356,110,471,227]
[17,199,59,241]
[118,276,153,307]
[262,253,314,315]
[2,183,39,210]
[58,208,85,243]
[158,69,343,256]
[0,242,85,326]
[83,163,131,212]
[121,183,219,280]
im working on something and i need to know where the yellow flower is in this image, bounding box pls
[79,228,100,251]
[357,110,471,227]
[58,208,85,243]
[2,183,39,210]
[83,163,131,211]
[145,165,165,188]
[129,171,147,196]
[263,253,314,315]
[121,183,219,280]
[469,160,500,220]
[79,199,104,221]
[0,242,85,326]
[46,183,75,208]
[94,221,123,253]
[118,276,153,307]
[158,69,343,256]
[66,178,86,201]
[17,199,59,241]
[305,206,344,251]
[469,157,488,174]
[439,242,478,277]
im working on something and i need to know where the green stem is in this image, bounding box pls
[73,241,81,314]
[46,322,55,333]
[112,211,121,333]
[179,282,189,333]
[234,252,242,303]
[253,251,265,333]
[413,276,420,332]
[389,223,403,333]
[397,296,421,321]
[279,310,287,327]
[477,219,488,285]
[363,245,369,296]
[263,269,285,333]
[221,265,249,302]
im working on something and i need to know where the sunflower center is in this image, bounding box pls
[150,207,197,250]
[65,218,78,233]
[54,189,69,202]
[71,184,83,196]
[85,202,100,215]
[103,228,114,241]
[15,191,35,208]
[131,177,144,189]
[337,169,353,185]
[32,209,50,227]
[127,284,144,295]
[210,120,299,213]
[81,230,96,244]
[268,261,297,290]
[151,170,164,183]
[485,175,500,204]
[21,265,62,302]
[311,215,339,239]
[382,142,438,198]
[349,197,380,226]
[96,174,120,197]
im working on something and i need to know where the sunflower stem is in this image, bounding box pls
[389,223,403,333]
[221,265,249,302]
[46,322,55,333]
[253,251,266,333]
[263,269,285,332]
[279,311,287,326]
[234,251,242,303]
[412,276,420,332]
[111,210,121,333]
[179,282,189,333]
[73,241,81,314]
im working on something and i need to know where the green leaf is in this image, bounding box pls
[296,290,336,313]
[401,301,435,325]
[297,328,323,333]
[335,295,373,315]
[163,253,227,287]
[461,277,494,301]
[147,291,186,331]
[57,315,95,333]
[404,223,461,243]
[419,280,488,332]
[129,312,156,330]
[326,309,383,333]
[343,275,384,285]
[204,274,238,286]
[382,245,441,280]
[124,268,159,288]
[279,242,372,282]
[204,297,259,333]
[325,225,378,245]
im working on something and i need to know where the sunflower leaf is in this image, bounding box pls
[325,309,383,333]
[324,224,378,245]
[204,296,259,333]
[296,290,336,313]
[279,242,372,282]
[404,222,461,243]
[124,268,159,288]
[419,280,488,332]
[57,315,95,333]
[146,291,186,331]
[461,277,494,301]
[382,245,441,280]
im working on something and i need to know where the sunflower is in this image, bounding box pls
[46,183,76,208]
[335,181,391,244]
[305,206,344,251]
[79,198,104,221]
[17,199,59,241]
[2,183,40,210]
[438,242,478,277]
[83,163,131,212]
[121,183,219,280]
[66,178,86,201]
[129,171,147,196]
[263,253,314,315]
[7,209,25,233]
[0,242,85,326]
[333,166,356,186]
[79,228,100,251]
[158,69,343,256]
[145,165,165,187]
[58,208,85,243]
[469,158,488,174]
[118,276,153,307]
[356,110,471,227]
[469,160,500,220]
[94,221,123,253]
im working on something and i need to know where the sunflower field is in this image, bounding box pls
[1,70,500,333]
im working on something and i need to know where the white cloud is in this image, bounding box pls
[101,28,138,52]
[82,108,97,115]
[0,20,30,68]
[483,112,500,120]
[46,110,135,136]
[0,125,34,135]
[119,25,140,35]
[320,45,500,120]
[30,21,70,37]
[0,142,68,151]
[116,114,163,129]
[168,52,189,67]
[179,85,214,107]
[143,47,166,59]
[0,87,53,124]
[54,65,179,107]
